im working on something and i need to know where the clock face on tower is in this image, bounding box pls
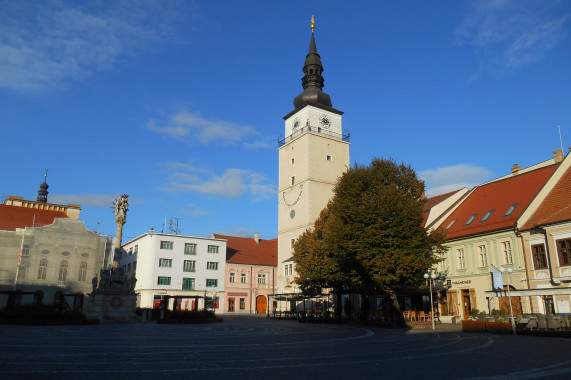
[293,117,300,132]
[282,184,303,207]
[320,114,331,129]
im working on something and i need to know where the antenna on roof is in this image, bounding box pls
[558,125,564,153]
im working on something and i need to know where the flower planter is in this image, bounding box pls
[461,320,486,332]
[485,321,511,334]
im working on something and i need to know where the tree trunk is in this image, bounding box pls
[389,292,406,328]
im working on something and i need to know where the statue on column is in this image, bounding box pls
[113,194,129,264]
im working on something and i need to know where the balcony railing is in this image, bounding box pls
[278,126,350,147]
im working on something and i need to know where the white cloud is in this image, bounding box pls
[455,0,570,72]
[0,1,187,93]
[148,109,260,145]
[161,162,276,199]
[419,164,493,197]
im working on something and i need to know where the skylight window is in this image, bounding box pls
[445,219,457,230]
[480,210,494,222]
[504,203,519,217]
[465,214,478,225]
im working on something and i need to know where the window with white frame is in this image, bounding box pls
[258,274,266,284]
[160,241,173,250]
[229,272,235,283]
[37,259,48,280]
[556,238,571,266]
[240,273,247,283]
[159,258,172,267]
[208,245,219,254]
[502,241,513,264]
[207,262,218,270]
[183,260,196,272]
[284,264,289,276]
[457,248,466,269]
[478,245,488,267]
[185,243,197,255]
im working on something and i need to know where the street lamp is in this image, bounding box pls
[500,267,516,335]
[424,272,437,330]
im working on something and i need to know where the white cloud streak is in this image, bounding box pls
[161,162,276,200]
[419,164,493,197]
[148,109,261,145]
[0,1,186,93]
[455,0,570,72]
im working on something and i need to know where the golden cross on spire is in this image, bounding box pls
[311,14,315,33]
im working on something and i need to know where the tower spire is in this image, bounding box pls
[37,169,49,203]
[293,15,332,110]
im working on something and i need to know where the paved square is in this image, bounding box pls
[1,316,570,379]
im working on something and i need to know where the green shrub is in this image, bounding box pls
[470,309,480,319]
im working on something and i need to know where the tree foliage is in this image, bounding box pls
[293,157,445,295]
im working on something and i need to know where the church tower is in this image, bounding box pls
[277,17,350,294]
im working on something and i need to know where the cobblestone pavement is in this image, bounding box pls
[1,315,570,379]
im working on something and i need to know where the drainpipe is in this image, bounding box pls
[515,225,533,313]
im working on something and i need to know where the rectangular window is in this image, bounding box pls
[457,248,466,269]
[157,276,171,285]
[239,298,245,310]
[291,176,295,185]
[478,245,488,267]
[480,210,494,222]
[129,247,133,255]
[17,265,26,280]
[258,274,266,284]
[241,273,247,283]
[291,238,295,250]
[133,261,137,271]
[284,265,289,276]
[504,203,519,216]
[182,278,195,290]
[207,262,219,270]
[206,279,218,287]
[159,258,172,267]
[291,158,295,164]
[229,272,236,283]
[502,242,513,264]
[183,260,196,272]
[465,214,478,225]
[208,245,219,254]
[21,245,30,256]
[557,238,571,266]
[326,155,332,161]
[532,244,547,269]
[134,245,138,254]
[160,241,173,250]
[185,243,197,255]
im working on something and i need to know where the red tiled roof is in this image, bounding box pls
[213,234,278,266]
[521,165,571,230]
[422,189,464,227]
[441,165,558,240]
[0,204,69,231]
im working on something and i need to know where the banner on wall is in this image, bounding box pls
[491,265,503,290]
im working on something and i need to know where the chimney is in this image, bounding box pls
[554,149,564,163]
[254,232,260,244]
[511,164,522,174]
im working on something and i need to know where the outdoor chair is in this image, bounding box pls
[409,310,417,321]
[418,311,426,321]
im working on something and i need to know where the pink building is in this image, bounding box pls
[214,233,277,314]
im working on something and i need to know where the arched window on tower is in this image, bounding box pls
[58,260,68,282]
[78,262,87,282]
[38,259,48,280]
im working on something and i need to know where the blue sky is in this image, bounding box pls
[1,0,570,242]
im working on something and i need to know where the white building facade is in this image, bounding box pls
[121,233,227,311]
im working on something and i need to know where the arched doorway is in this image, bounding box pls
[256,295,267,314]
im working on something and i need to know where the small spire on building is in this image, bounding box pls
[37,170,49,203]
[311,14,315,34]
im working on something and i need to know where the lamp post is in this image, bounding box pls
[424,272,437,330]
[500,267,516,335]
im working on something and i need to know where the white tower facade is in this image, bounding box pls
[277,24,350,294]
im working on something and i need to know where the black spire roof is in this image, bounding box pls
[37,171,49,203]
[292,20,333,110]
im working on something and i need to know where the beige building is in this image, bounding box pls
[277,26,349,294]
[0,181,112,309]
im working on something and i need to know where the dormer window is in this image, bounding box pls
[504,203,519,216]
[465,214,478,225]
[445,219,457,230]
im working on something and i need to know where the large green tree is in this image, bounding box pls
[293,158,445,318]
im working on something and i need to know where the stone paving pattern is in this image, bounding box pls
[1,316,570,379]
